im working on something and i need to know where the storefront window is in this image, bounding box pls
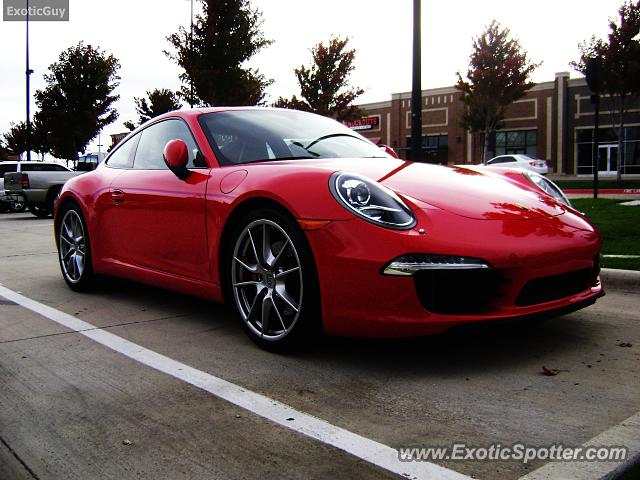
[404,134,449,164]
[575,127,640,175]
[495,130,537,157]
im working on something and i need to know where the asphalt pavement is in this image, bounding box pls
[0,212,639,480]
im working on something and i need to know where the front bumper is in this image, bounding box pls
[305,204,603,337]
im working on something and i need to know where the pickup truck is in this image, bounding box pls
[2,161,78,217]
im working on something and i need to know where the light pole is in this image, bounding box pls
[189,0,194,108]
[25,0,34,161]
[586,57,604,199]
[410,0,422,162]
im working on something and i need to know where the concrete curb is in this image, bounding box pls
[601,268,640,291]
[601,451,640,480]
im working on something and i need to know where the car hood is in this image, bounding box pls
[275,158,566,220]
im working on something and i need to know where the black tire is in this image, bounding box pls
[46,186,62,212]
[224,208,321,351]
[56,203,95,292]
[28,204,52,218]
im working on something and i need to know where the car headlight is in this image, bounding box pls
[329,172,416,229]
[523,171,572,207]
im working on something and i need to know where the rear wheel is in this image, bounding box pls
[29,204,52,218]
[57,204,95,291]
[227,209,320,351]
[10,198,26,213]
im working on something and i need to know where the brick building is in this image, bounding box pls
[353,72,640,176]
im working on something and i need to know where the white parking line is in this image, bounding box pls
[0,284,473,480]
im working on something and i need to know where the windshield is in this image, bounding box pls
[198,109,387,165]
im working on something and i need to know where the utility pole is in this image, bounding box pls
[25,0,34,161]
[586,57,604,199]
[410,0,422,162]
[190,0,194,108]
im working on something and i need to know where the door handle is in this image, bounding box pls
[111,189,125,204]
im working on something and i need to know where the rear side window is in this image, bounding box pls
[488,156,515,165]
[21,163,67,172]
[133,119,199,170]
[106,135,139,169]
[0,163,18,176]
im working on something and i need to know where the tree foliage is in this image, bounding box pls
[572,1,640,180]
[2,119,52,160]
[456,21,540,161]
[165,0,272,107]
[274,36,364,122]
[35,42,120,160]
[124,88,182,131]
[2,122,27,158]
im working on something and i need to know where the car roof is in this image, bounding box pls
[0,160,62,165]
[151,106,303,122]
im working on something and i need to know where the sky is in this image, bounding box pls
[0,0,626,156]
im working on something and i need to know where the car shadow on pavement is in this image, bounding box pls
[87,275,597,377]
[0,214,51,221]
[304,315,592,377]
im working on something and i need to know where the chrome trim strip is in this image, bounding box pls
[383,261,490,276]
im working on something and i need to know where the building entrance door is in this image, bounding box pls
[598,144,619,174]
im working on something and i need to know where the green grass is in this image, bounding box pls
[554,179,640,190]
[571,198,640,271]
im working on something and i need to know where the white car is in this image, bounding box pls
[485,154,549,175]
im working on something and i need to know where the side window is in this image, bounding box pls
[0,164,17,176]
[133,119,199,170]
[52,164,69,171]
[488,157,505,165]
[29,164,60,171]
[106,135,138,169]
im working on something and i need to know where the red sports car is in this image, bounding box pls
[54,108,603,349]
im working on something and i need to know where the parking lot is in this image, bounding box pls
[1,212,639,480]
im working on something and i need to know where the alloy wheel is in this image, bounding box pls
[231,219,304,341]
[59,209,86,283]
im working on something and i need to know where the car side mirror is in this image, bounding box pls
[163,139,190,180]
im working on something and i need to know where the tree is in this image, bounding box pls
[456,21,540,162]
[2,119,52,160]
[123,88,182,131]
[572,1,640,181]
[35,42,120,160]
[3,122,28,158]
[31,114,52,160]
[165,0,272,107]
[0,141,15,160]
[274,36,365,122]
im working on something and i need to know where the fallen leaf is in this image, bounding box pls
[541,366,567,376]
[618,342,633,348]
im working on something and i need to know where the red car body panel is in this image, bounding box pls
[55,108,603,337]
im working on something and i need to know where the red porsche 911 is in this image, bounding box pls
[54,108,603,350]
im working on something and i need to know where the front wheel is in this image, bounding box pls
[57,204,95,291]
[227,209,321,351]
[29,204,52,218]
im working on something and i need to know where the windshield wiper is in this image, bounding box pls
[304,133,367,150]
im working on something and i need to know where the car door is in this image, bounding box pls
[109,118,212,281]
